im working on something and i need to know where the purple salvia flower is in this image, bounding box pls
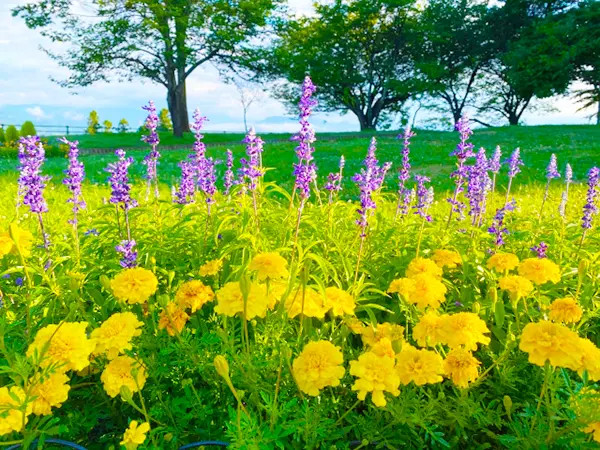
[292,76,318,201]
[488,200,516,247]
[565,164,573,184]
[106,149,137,211]
[546,154,560,180]
[174,161,196,205]
[190,109,217,210]
[115,239,137,268]
[353,138,381,234]
[239,128,264,192]
[396,125,414,218]
[325,155,344,206]
[530,242,548,259]
[141,101,160,200]
[447,115,474,223]
[18,136,49,214]
[224,149,234,195]
[559,163,573,218]
[466,147,492,224]
[60,138,86,224]
[414,174,432,222]
[581,167,600,231]
[489,146,502,174]
[504,148,524,204]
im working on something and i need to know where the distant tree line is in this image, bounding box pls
[13,0,600,133]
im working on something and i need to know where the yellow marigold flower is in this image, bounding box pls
[285,286,328,319]
[121,420,150,450]
[396,345,444,386]
[266,281,287,309]
[30,372,70,416]
[101,355,147,398]
[519,321,584,370]
[440,312,491,351]
[292,341,345,396]
[91,312,143,360]
[487,253,519,272]
[406,257,443,279]
[158,302,190,336]
[498,275,534,300]
[387,278,415,300]
[371,337,396,358]
[249,252,289,281]
[361,322,404,347]
[346,317,365,334]
[324,287,355,316]
[27,322,96,372]
[0,386,31,435]
[215,282,270,319]
[413,311,446,347]
[0,234,14,258]
[349,351,400,407]
[175,280,215,313]
[199,259,223,277]
[1,223,35,258]
[585,422,600,443]
[111,268,158,305]
[518,258,561,285]
[548,297,583,324]
[577,338,600,382]
[443,348,481,388]
[432,249,462,268]
[409,273,447,309]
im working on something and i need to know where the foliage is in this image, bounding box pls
[0,127,5,145]
[103,120,113,134]
[158,108,172,132]
[13,0,284,136]
[117,119,130,134]
[20,121,37,137]
[257,0,418,130]
[0,122,599,448]
[5,125,19,146]
[87,111,100,135]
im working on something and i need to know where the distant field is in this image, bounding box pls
[1,125,598,195]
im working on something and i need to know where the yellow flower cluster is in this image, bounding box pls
[518,258,561,285]
[111,267,158,304]
[285,286,328,319]
[27,322,96,372]
[432,249,462,268]
[92,312,143,359]
[0,386,31,435]
[350,321,404,348]
[405,257,443,279]
[350,351,400,407]
[199,259,223,277]
[487,253,519,272]
[396,345,444,386]
[158,302,190,336]
[498,275,534,300]
[519,321,600,380]
[215,281,271,319]
[176,279,215,313]
[548,297,582,324]
[388,257,447,309]
[0,223,34,258]
[572,389,600,443]
[121,420,150,450]
[443,348,481,388]
[413,312,490,351]
[249,252,289,281]
[30,372,71,416]
[324,287,356,316]
[101,355,147,398]
[292,341,345,396]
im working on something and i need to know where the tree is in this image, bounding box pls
[20,121,37,137]
[568,0,600,124]
[117,119,130,134]
[87,111,100,135]
[416,0,492,125]
[5,126,18,146]
[233,79,264,132]
[477,0,574,125]
[0,127,5,145]
[158,109,173,132]
[103,120,113,133]
[14,0,283,137]
[261,0,418,131]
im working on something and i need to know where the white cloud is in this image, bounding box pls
[63,111,85,121]
[25,106,49,119]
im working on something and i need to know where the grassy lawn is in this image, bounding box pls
[0,124,598,195]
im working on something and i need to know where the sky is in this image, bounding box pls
[0,0,596,135]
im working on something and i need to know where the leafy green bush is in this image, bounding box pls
[5,125,18,146]
[117,118,129,133]
[103,120,113,133]
[87,110,100,135]
[0,127,5,144]
[159,108,173,131]
[20,120,37,137]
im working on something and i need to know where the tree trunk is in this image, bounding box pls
[508,112,519,126]
[596,100,600,125]
[167,79,190,137]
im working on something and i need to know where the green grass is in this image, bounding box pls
[1,125,599,195]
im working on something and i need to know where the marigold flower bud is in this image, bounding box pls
[503,395,513,418]
[214,355,230,379]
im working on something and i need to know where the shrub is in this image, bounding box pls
[158,108,173,131]
[5,125,18,146]
[117,118,129,133]
[20,121,36,137]
[87,110,100,135]
[0,127,5,145]
[103,120,113,133]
